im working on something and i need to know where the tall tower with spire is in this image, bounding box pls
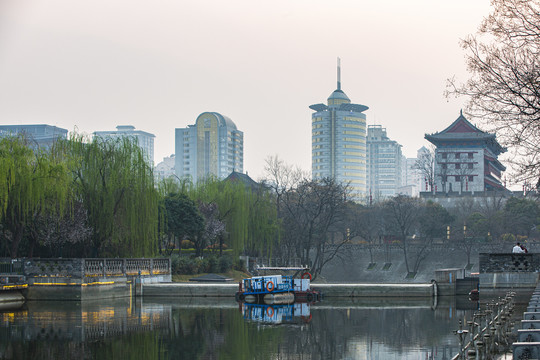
[309,59,369,201]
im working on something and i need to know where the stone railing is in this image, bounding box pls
[479,253,539,273]
[21,258,170,278]
[0,258,25,274]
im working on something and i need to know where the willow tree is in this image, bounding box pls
[0,136,70,258]
[191,178,248,255]
[245,186,279,257]
[190,177,278,256]
[64,135,159,257]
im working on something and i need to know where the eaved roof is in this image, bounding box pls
[425,112,506,155]
[224,171,260,190]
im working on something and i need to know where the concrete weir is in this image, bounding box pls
[141,282,437,298]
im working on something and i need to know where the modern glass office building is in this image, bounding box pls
[309,61,368,200]
[175,112,243,183]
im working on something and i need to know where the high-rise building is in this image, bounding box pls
[0,124,68,149]
[94,125,155,165]
[397,148,427,197]
[175,112,243,183]
[154,154,175,181]
[366,125,402,201]
[425,112,506,193]
[309,60,368,200]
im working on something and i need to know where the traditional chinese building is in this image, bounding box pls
[425,111,506,194]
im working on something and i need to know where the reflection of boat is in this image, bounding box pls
[235,272,321,304]
[241,302,312,324]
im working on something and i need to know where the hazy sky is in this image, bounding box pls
[0,0,493,181]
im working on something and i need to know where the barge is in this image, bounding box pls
[235,272,321,304]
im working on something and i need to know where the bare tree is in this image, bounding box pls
[450,198,481,267]
[279,178,350,279]
[414,146,435,193]
[382,195,421,275]
[347,202,384,265]
[262,155,309,262]
[447,0,540,185]
[263,155,308,213]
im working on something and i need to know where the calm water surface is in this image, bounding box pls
[0,296,483,359]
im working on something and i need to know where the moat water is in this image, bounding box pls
[0,296,493,359]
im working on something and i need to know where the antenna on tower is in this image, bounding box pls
[337,57,341,90]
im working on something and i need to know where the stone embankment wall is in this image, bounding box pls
[319,243,538,283]
[479,253,540,289]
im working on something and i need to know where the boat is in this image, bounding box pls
[235,270,321,304]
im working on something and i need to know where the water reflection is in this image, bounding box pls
[241,302,312,325]
[0,296,481,359]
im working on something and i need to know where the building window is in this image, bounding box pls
[455,176,460,182]
[468,163,473,169]
[455,153,460,159]
[442,153,447,159]
[468,176,474,182]
[455,163,461,169]
[468,153,473,159]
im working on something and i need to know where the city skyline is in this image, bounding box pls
[0,0,497,182]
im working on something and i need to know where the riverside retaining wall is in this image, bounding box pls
[318,243,531,284]
[141,282,438,298]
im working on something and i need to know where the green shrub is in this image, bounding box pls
[171,255,199,275]
[218,256,232,273]
[233,258,245,271]
[204,255,218,273]
[171,254,235,275]
[501,233,516,243]
[181,240,194,249]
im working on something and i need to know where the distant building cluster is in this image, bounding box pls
[0,61,509,202]
[0,124,68,150]
[308,60,508,202]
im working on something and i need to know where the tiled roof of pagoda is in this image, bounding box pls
[425,112,506,155]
